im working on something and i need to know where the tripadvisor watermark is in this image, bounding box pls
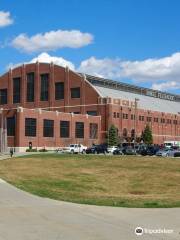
[135,226,174,236]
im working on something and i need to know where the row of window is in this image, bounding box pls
[113,112,179,125]
[0,73,81,104]
[7,117,98,139]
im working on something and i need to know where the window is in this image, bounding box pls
[173,120,178,125]
[27,73,35,102]
[40,74,49,101]
[161,118,165,124]
[0,89,7,105]
[87,111,97,116]
[25,118,36,137]
[139,115,144,121]
[123,113,128,119]
[60,121,69,138]
[131,129,135,138]
[55,82,64,100]
[131,114,135,120]
[123,128,128,137]
[154,117,159,123]
[13,77,21,103]
[113,112,116,118]
[167,119,171,124]
[147,117,152,122]
[89,123,98,139]
[117,113,120,118]
[71,87,80,98]
[43,119,54,137]
[7,117,15,136]
[75,122,84,138]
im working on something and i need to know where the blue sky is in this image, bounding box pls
[1,0,180,93]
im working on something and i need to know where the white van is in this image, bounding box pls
[164,141,180,148]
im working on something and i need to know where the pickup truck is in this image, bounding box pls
[62,144,87,154]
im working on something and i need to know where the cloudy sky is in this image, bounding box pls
[1,0,180,94]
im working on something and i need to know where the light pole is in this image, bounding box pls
[134,98,139,147]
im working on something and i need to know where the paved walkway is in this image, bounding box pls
[0,179,179,240]
[0,154,180,239]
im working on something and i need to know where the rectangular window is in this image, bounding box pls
[60,121,69,138]
[89,123,98,139]
[117,113,120,118]
[40,74,49,101]
[0,89,7,105]
[161,118,165,123]
[173,120,178,125]
[87,111,97,116]
[7,117,15,136]
[43,119,54,137]
[27,73,35,102]
[75,122,84,138]
[55,82,64,100]
[131,114,135,120]
[139,115,143,121]
[123,113,128,119]
[71,87,80,98]
[25,118,36,137]
[167,119,171,124]
[13,77,21,103]
[154,118,159,123]
[147,117,152,122]
[113,112,116,118]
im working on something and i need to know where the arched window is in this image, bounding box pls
[123,128,127,137]
[131,129,135,139]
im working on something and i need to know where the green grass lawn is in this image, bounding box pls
[0,153,180,208]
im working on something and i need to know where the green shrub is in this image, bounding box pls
[39,148,48,152]
[26,148,37,152]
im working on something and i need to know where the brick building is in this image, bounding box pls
[0,62,179,151]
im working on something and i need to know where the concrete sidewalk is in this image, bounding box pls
[0,179,179,240]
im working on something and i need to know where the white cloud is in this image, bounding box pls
[6,52,75,70]
[78,57,123,79]
[30,52,75,69]
[78,53,180,91]
[152,81,180,91]
[11,29,93,53]
[120,52,180,82]
[0,11,13,27]
[6,52,180,92]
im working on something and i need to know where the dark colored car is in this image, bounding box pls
[140,145,160,156]
[86,145,108,154]
[123,147,137,155]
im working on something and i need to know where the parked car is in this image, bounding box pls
[86,145,108,154]
[156,148,172,157]
[140,145,160,156]
[113,147,123,155]
[166,148,180,157]
[62,144,87,154]
[123,146,137,155]
[107,146,118,154]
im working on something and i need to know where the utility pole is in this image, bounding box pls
[134,98,139,148]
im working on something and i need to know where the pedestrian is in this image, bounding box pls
[10,148,13,158]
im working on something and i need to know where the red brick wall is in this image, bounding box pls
[9,108,101,150]
[0,63,180,146]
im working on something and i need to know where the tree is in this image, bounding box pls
[108,125,118,146]
[141,125,153,144]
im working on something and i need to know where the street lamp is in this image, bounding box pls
[134,98,139,147]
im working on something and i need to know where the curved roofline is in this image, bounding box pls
[0,62,103,98]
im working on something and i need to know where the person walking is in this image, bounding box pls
[10,148,13,158]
